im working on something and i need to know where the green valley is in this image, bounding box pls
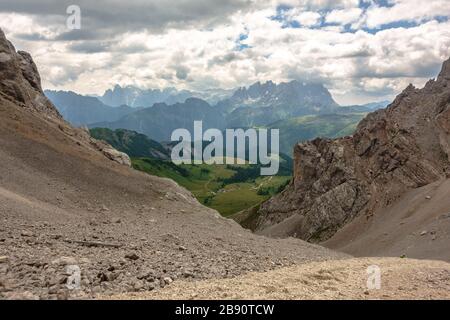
[90,110,366,217]
[132,158,291,216]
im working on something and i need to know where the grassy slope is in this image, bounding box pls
[90,128,169,159]
[271,113,366,155]
[132,158,290,216]
[94,113,365,217]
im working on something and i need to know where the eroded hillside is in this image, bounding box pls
[256,58,450,261]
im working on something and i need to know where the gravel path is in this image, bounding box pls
[109,258,450,300]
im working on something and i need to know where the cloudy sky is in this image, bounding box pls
[1,0,450,104]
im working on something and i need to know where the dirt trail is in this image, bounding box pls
[110,258,450,300]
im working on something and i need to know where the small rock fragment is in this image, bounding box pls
[133,280,144,291]
[164,277,173,284]
[125,253,139,261]
[21,230,34,237]
[51,257,77,266]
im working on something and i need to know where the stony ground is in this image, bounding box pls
[0,200,345,300]
[0,98,345,300]
[109,258,450,300]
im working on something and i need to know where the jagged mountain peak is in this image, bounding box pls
[99,84,192,108]
[0,29,132,167]
[226,79,338,109]
[438,57,450,81]
[220,79,339,127]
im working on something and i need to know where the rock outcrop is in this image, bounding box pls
[256,58,450,242]
[90,139,132,167]
[0,29,60,118]
[0,28,131,167]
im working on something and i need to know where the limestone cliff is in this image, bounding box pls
[0,28,131,167]
[256,58,450,242]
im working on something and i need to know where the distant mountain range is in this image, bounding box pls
[45,81,389,146]
[45,90,137,126]
[339,101,391,113]
[98,85,192,108]
[221,81,387,127]
[91,98,226,142]
[97,84,233,108]
[220,80,338,111]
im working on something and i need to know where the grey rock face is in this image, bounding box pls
[100,84,192,108]
[0,28,132,168]
[256,58,450,242]
[89,139,132,167]
[0,29,60,119]
[219,80,340,127]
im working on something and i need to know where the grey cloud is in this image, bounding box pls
[47,65,83,86]
[0,0,255,40]
[175,65,190,80]
[68,41,111,53]
[353,57,443,79]
[15,32,50,41]
[54,29,108,41]
[157,71,174,81]
[352,82,396,98]
[208,52,239,68]
[119,44,150,54]
[338,48,373,59]
[285,68,332,86]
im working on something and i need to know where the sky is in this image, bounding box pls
[1,0,450,105]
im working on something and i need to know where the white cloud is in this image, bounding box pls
[0,0,449,105]
[365,0,450,29]
[326,8,362,25]
[284,9,321,26]
[276,0,359,10]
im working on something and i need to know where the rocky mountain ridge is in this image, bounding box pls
[255,58,450,247]
[0,29,131,167]
[98,84,234,108]
[45,90,137,126]
[99,85,193,108]
[219,80,341,127]
[0,31,60,119]
[46,79,387,146]
[90,97,227,142]
[220,80,338,112]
